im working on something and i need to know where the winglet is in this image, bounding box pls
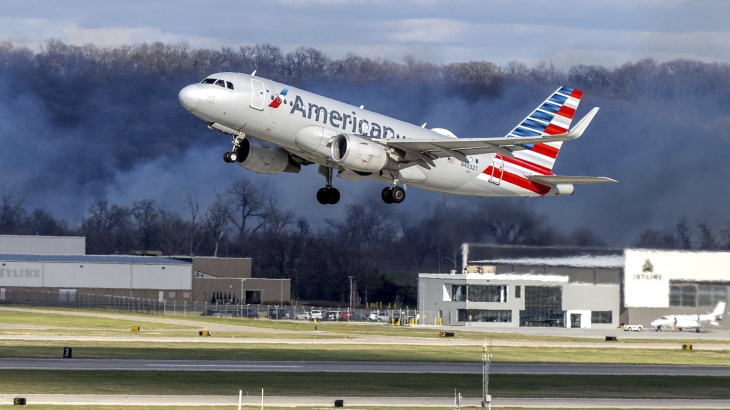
[563,107,599,140]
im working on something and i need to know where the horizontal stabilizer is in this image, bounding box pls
[526,175,617,185]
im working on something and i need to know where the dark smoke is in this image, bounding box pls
[2,40,730,250]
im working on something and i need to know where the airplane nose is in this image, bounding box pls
[179,84,200,111]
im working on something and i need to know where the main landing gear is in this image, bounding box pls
[223,133,245,163]
[381,184,405,204]
[317,166,340,205]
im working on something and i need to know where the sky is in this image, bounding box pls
[2,0,730,69]
[2,0,730,246]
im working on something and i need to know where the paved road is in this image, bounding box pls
[2,358,730,376]
[2,394,730,408]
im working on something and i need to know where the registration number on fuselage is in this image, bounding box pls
[461,161,477,172]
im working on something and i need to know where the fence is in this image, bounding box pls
[0,290,439,326]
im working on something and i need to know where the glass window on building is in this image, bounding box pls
[680,285,696,307]
[245,290,261,304]
[457,309,512,323]
[591,311,612,324]
[468,285,507,302]
[524,286,562,310]
[671,283,728,307]
[515,285,521,298]
[698,285,712,306]
[451,285,466,301]
[712,286,728,306]
[520,286,564,327]
[669,285,682,306]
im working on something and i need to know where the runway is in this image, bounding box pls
[2,394,730,408]
[2,358,729,376]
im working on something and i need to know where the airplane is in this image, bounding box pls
[651,301,726,332]
[178,72,615,205]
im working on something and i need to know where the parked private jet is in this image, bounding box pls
[179,73,615,204]
[651,302,726,332]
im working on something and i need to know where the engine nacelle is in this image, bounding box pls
[237,137,300,174]
[330,133,393,173]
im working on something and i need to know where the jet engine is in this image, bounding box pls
[330,133,396,173]
[237,137,300,174]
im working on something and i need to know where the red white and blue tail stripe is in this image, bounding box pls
[506,86,583,172]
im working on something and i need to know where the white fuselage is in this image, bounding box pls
[181,72,569,197]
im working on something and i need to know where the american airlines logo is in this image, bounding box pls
[0,269,41,278]
[289,95,398,139]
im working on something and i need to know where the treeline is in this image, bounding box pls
[5,179,730,302]
[3,39,730,103]
[2,179,604,304]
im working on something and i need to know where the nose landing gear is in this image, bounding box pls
[381,184,405,204]
[317,166,340,205]
[223,132,246,163]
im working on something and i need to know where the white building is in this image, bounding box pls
[418,244,730,329]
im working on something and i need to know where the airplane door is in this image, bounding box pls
[489,154,504,185]
[250,79,265,110]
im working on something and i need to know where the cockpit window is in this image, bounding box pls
[226,81,234,90]
[201,78,216,84]
[215,79,226,88]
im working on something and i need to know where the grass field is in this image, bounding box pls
[1,370,730,399]
[1,340,728,365]
[0,310,192,331]
[3,306,730,345]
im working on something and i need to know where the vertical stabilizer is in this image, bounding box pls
[713,301,726,318]
[506,86,583,172]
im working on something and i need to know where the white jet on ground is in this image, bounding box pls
[651,302,726,332]
[179,73,616,204]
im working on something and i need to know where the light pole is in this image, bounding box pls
[482,343,492,410]
[348,276,354,324]
[437,250,441,273]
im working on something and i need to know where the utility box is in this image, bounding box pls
[13,397,26,405]
[131,326,140,332]
[683,344,693,350]
[199,331,211,337]
[605,336,618,342]
[334,400,344,407]
[440,332,455,337]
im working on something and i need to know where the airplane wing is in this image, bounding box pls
[380,107,599,167]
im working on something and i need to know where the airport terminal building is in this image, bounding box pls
[418,244,730,329]
[0,235,290,305]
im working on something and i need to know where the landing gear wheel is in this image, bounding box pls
[316,188,329,205]
[223,152,233,163]
[381,187,394,204]
[317,188,340,205]
[327,188,340,204]
[391,186,406,203]
[229,151,238,162]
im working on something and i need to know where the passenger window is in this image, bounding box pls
[227,82,234,90]
[215,79,226,87]
[201,78,216,84]
[271,95,274,100]
[290,101,293,106]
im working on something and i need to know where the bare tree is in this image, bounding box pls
[203,191,232,257]
[185,189,204,256]
[132,199,159,250]
[226,177,264,254]
[0,189,27,234]
[157,207,188,255]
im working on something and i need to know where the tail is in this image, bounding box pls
[713,301,726,318]
[506,86,583,172]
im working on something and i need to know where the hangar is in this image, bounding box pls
[418,244,730,329]
[0,235,290,305]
